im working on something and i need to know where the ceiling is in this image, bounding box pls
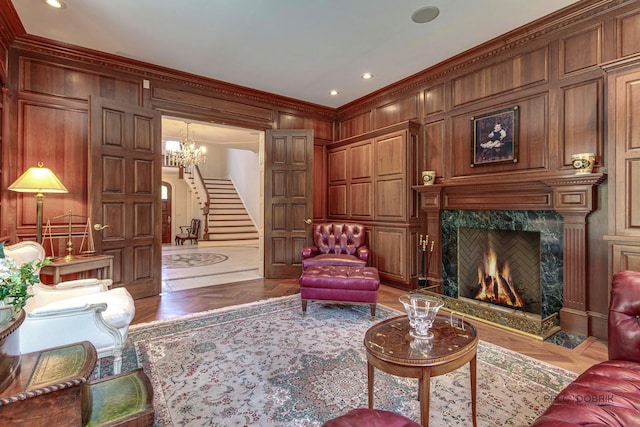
[11,0,581,145]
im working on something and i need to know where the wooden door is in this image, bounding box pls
[89,97,161,299]
[161,182,172,244]
[264,129,313,278]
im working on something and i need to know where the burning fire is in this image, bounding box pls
[475,248,524,308]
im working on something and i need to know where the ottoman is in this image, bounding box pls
[299,265,380,318]
[323,408,420,427]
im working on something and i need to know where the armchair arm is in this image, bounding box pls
[52,278,112,290]
[179,225,192,233]
[29,301,107,317]
[302,244,319,259]
[20,302,124,356]
[356,246,369,262]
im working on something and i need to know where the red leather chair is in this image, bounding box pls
[301,223,369,270]
[531,270,640,426]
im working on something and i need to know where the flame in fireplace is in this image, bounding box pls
[475,248,524,308]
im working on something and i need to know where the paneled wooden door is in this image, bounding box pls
[89,97,162,299]
[264,129,313,278]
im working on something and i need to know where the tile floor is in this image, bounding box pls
[161,244,260,292]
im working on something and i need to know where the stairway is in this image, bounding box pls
[204,178,259,245]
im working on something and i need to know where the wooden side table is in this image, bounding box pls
[39,254,114,285]
[364,315,479,427]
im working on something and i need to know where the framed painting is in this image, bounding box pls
[470,106,519,167]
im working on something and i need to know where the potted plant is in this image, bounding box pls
[0,247,49,320]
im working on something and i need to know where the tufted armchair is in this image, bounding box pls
[301,223,369,270]
[4,241,135,374]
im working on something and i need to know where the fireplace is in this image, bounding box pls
[413,173,606,337]
[457,227,541,317]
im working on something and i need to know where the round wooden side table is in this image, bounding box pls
[364,314,478,427]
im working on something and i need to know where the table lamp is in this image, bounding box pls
[8,162,68,243]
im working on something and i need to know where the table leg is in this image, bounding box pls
[420,367,431,427]
[368,362,374,409]
[470,353,477,427]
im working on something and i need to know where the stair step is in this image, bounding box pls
[208,225,257,232]
[210,202,243,207]
[209,209,249,219]
[208,232,259,240]
[209,219,254,227]
[207,186,236,194]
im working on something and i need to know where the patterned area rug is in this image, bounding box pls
[105,295,576,426]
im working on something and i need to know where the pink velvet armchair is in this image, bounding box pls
[301,223,369,270]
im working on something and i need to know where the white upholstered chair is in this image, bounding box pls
[4,241,135,374]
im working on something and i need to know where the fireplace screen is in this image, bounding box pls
[457,227,541,316]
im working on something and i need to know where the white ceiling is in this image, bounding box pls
[11,0,581,144]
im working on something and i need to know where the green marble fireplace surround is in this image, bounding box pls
[437,210,564,339]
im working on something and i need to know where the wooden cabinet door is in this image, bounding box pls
[89,97,161,298]
[264,129,313,278]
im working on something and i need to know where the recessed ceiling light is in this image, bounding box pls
[411,6,439,23]
[362,73,373,80]
[329,90,339,96]
[44,0,66,8]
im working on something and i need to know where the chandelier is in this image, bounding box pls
[167,122,207,167]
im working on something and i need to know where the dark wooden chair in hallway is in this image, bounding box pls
[175,218,201,245]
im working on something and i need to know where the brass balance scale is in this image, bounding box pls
[42,211,109,261]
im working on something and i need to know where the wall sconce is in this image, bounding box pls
[8,162,68,243]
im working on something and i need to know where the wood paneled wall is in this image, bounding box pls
[0,38,335,251]
[334,0,640,338]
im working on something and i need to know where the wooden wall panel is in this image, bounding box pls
[279,113,333,142]
[151,86,273,127]
[14,102,87,239]
[560,26,602,76]
[375,179,404,219]
[612,244,640,272]
[424,84,445,116]
[452,48,548,107]
[350,182,372,218]
[20,58,141,105]
[339,110,371,139]
[617,10,640,58]
[313,144,326,220]
[375,133,404,176]
[375,94,419,129]
[350,141,371,179]
[424,121,445,177]
[629,159,640,229]
[328,185,346,217]
[374,227,406,280]
[561,80,602,169]
[328,149,346,182]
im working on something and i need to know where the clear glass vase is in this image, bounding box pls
[399,294,444,340]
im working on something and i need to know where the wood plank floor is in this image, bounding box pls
[132,278,608,375]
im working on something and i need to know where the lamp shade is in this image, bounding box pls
[8,162,68,194]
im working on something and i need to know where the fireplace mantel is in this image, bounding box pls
[412,172,607,336]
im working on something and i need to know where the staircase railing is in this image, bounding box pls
[182,165,210,241]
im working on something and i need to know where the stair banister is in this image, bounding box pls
[182,165,210,241]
